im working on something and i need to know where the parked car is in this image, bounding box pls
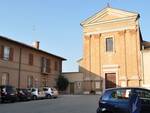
[43,87,58,99]
[0,85,18,103]
[29,88,47,100]
[17,88,32,101]
[52,87,59,98]
[96,87,150,113]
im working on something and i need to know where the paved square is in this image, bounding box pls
[0,95,99,113]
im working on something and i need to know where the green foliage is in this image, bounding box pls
[57,75,69,91]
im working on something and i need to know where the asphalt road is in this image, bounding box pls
[0,95,100,113]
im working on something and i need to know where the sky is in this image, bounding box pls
[0,0,149,72]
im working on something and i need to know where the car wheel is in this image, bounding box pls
[47,94,52,99]
[103,111,113,113]
[32,95,37,100]
[11,99,16,103]
[1,99,4,103]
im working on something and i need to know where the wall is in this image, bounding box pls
[80,8,142,92]
[63,72,84,94]
[0,38,63,88]
[142,49,150,88]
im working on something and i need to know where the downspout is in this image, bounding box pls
[141,46,145,85]
[18,48,22,88]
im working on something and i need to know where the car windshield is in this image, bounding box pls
[6,86,16,93]
[31,88,36,92]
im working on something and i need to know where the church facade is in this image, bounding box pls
[78,7,147,94]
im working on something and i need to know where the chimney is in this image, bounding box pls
[33,41,40,49]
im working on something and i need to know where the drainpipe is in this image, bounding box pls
[141,46,145,85]
[18,48,22,88]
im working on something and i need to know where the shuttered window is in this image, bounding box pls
[0,45,4,59]
[3,46,10,60]
[46,59,51,73]
[1,73,9,85]
[29,53,34,65]
[41,57,51,73]
[54,61,58,71]
[9,48,14,61]
[27,76,33,88]
[0,46,14,61]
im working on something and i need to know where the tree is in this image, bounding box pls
[57,75,69,91]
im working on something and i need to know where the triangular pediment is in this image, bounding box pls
[81,7,139,26]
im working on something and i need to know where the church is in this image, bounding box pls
[63,6,150,94]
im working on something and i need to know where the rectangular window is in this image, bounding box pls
[106,37,113,52]
[27,76,33,88]
[0,45,4,59]
[3,46,10,60]
[29,53,34,65]
[41,57,51,73]
[54,61,58,71]
[1,46,13,61]
[46,59,51,73]
[1,73,9,85]
[95,82,100,89]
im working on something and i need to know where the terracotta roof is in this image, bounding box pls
[143,41,150,49]
[0,35,66,60]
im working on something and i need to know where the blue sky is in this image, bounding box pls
[0,0,149,72]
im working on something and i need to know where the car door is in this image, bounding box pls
[134,89,150,113]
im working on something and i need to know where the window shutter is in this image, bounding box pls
[29,53,33,65]
[9,47,14,61]
[0,45,4,59]
[54,61,58,71]
[49,59,51,73]
[46,59,51,73]
[41,57,44,73]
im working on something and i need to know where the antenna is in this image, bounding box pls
[32,25,36,39]
[107,3,110,7]
[32,25,36,34]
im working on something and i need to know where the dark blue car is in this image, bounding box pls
[97,87,150,113]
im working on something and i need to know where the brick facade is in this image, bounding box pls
[0,36,66,88]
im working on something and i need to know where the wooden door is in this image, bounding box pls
[105,73,116,89]
[70,83,74,94]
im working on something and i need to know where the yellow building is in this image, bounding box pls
[78,6,146,93]
[142,41,150,88]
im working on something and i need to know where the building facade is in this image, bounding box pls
[0,36,66,88]
[142,41,150,88]
[78,7,147,93]
[62,72,84,94]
